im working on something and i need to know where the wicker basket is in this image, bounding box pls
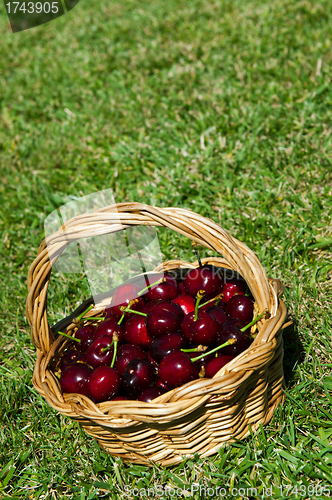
[26,203,287,466]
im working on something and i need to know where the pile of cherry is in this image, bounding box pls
[59,265,259,404]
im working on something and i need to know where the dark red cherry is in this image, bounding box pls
[115,344,148,376]
[146,307,182,338]
[172,295,196,315]
[220,278,246,303]
[141,299,163,314]
[183,265,223,300]
[138,387,166,402]
[178,281,186,295]
[144,274,178,301]
[148,333,187,364]
[87,366,120,403]
[181,310,219,346]
[205,305,229,327]
[217,326,251,356]
[226,295,254,323]
[158,351,199,389]
[111,395,129,401]
[75,325,95,352]
[110,283,145,319]
[94,319,125,344]
[124,315,153,348]
[151,301,184,320]
[61,350,87,371]
[122,359,157,398]
[60,363,92,396]
[205,355,235,378]
[86,336,115,368]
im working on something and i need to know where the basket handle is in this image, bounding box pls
[26,203,272,353]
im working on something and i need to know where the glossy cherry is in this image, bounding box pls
[87,365,121,403]
[60,349,87,371]
[205,305,229,327]
[86,336,115,368]
[220,277,247,303]
[205,355,234,378]
[60,363,92,396]
[125,315,153,348]
[181,310,219,346]
[158,350,199,389]
[110,283,145,319]
[143,274,178,301]
[138,387,166,402]
[183,265,223,300]
[75,325,95,352]
[172,295,196,315]
[115,344,148,376]
[122,359,157,398]
[94,319,125,344]
[146,304,183,338]
[148,333,187,364]
[226,295,253,323]
[217,325,251,356]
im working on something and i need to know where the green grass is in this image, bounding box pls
[0,0,332,497]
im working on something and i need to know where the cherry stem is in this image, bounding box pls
[110,333,119,368]
[117,312,125,325]
[194,290,205,321]
[100,340,114,353]
[191,339,236,363]
[182,346,206,353]
[121,306,147,317]
[58,331,81,343]
[138,277,165,296]
[76,305,93,321]
[198,294,222,309]
[240,310,267,333]
[82,317,104,321]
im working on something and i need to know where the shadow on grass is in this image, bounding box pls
[282,321,305,388]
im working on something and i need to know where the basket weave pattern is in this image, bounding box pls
[26,203,287,466]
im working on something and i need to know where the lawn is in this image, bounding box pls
[0,0,332,498]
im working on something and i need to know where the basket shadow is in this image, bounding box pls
[282,321,305,388]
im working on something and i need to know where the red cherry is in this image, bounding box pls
[122,359,157,398]
[110,283,145,319]
[125,315,153,348]
[60,350,87,371]
[146,306,182,338]
[226,295,253,323]
[75,325,95,352]
[86,336,115,368]
[87,366,120,403]
[94,319,125,344]
[141,299,163,314]
[148,333,187,364]
[183,265,223,300]
[115,344,148,376]
[144,274,178,301]
[205,355,234,378]
[220,278,246,303]
[217,324,251,356]
[205,305,229,326]
[111,395,129,401]
[138,387,166,402]
[172,295,196,315]
[60,363,92,396]
[158,351,199,389]
[181,310,219,345]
